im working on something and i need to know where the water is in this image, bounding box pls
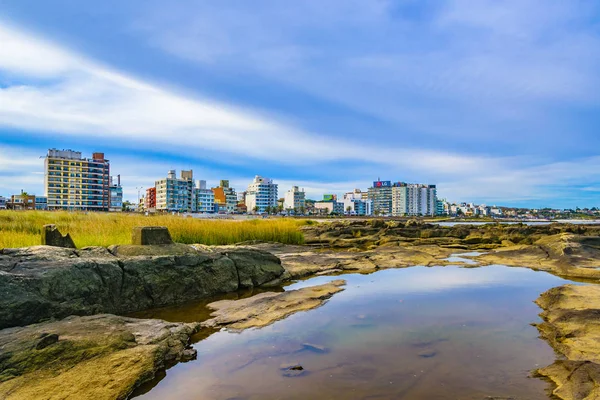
[133,266,580,400]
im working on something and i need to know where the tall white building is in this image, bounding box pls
[245,175,278,213]
[283,186,305,212]
[391,183,437,216]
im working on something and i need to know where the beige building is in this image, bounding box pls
[44,149,110,211]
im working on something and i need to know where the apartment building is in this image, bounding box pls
[283,186,306,212]
[343,189,372,216]
[145,187,156,211]
[245,175,278,213]
[194,180,215,213]
[212,180,237,213]
[109,175,123,212]
[0,196,6,210]
[155,170,194,212]
[391,183,437,216]
[368,180,393,215]
[44,149,111,211]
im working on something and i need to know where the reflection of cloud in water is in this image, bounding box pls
[288,266,567,296]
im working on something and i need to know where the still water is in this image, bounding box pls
[134,265,578,400]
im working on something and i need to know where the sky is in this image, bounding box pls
[1,0,600,208]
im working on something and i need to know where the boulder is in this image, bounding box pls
[40,225,75,249]
[132,226,173,245]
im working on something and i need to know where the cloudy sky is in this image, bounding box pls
[1,0,600,207]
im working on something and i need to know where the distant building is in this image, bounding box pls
[283,186,306,212]
[44,149,111,211]
[155,170,194,212]
[0,196,6,210]
[212,180,237,213]
[315,194,345,215]
[35,196,48,211]
[8,192,36,210]
[245,175,278,213]
[109,175,123,212]
[145,187,156,211]
[391,183,437,216]
[194,180,215,213]
[342,189,372,216]
[368,181,393,216]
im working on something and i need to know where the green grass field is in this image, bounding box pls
[0,211,306,249]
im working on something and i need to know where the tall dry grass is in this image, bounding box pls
[0,211,305,249]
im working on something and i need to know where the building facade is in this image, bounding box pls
[245,176,278,213]
[145,187,156,211]
[194,180,215,213]
[391,183,437,216]
[283,186,306,212]
[44,149,111,211]
[212,180,237,213]
[0,196,6,210]
[35,196,48,210]
[368,181,393,215]
[155,170,194,212]
[7,193,36,210]
[342,189,372,216]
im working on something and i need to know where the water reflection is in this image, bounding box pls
[133,266,578,400]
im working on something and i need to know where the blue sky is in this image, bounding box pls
[1,0,600,208]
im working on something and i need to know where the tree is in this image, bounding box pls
[253,205,259,214]
[346,206,352,215]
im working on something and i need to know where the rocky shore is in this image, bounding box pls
[534,285,600,400]
[0,243,283,330]
[2,220,600,399]
[0,314,199,400]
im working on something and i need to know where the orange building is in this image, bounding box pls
[145,187,156,209]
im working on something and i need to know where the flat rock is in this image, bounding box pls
[0,314,200,400]
[202,280,346,330]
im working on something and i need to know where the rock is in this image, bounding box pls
[40,225,75,249]
[0,245,285,330]
[202,280,346,330]
[181,348,197,361]
[0,314,200,400]
[534,284,600,400]
[132,226,173,245]
[280,363,305,377]
[35,333,59,350]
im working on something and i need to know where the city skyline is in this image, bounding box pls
[2,1,600,208]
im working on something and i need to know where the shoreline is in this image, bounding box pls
[2,220,600,398]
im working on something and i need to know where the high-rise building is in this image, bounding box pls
[155,170,194,212]
[368,180,393,215]
[391,183,437,216]
[194,180,215,213]
[283,186,306,212]
[212,180,237,213]
[44,149,110,211]
[245,175,278,213]
[109,175,123,212]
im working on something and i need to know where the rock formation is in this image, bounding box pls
[0,244,284,329]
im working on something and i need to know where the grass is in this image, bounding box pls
[0,211,306,249]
